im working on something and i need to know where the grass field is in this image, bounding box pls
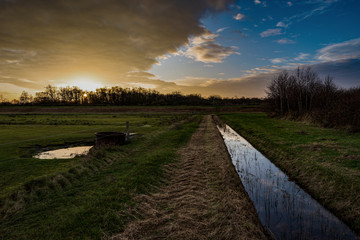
[220,113,360,234]
[0,105,264,114]
[2,110,359,238]
[0,113,200,239]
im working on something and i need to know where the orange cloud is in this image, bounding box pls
[0,0,234,96]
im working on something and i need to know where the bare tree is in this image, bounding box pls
[19,91,29,104]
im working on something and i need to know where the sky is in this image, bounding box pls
[1,0,360,99]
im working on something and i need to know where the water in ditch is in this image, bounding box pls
[218,124,358,240]
[34,146,93,159]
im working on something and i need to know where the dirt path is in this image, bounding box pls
[111,115,268,240]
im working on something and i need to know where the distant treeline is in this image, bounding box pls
[266,67,360,131]
[9,86,263,106]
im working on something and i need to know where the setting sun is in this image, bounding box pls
[58,76,103,92]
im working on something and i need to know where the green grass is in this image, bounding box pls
[0,113,199,239]
[0,113,185,198]
[220,113,360,234]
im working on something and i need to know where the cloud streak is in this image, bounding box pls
[260,28,283,37]
[317,38,360,61]
[295,53,310,61]
[277,38,295,44]
[276,0,339,28]
[270,58,286,64]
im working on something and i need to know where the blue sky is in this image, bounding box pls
[1,0,359,98]
[149,0,360,96]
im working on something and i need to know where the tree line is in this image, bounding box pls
[9,85,263,106]
[266,67,360,131]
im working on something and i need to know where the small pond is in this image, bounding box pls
[218,124,358,240]
[33,146,93,159]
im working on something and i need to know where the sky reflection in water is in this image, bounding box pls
[34,146,92,159]
[218,125,357,240]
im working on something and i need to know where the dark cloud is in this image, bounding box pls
[186,57,360,96]
[312,58,360,88]
[190,74,271,97]
[177,58,360,98]
[159,71,275,98]
[0,0,234,91]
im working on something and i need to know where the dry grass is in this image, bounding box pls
[110,115,267,240]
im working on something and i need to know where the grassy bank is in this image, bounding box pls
[220,113,360,234]
[0,113,199,239]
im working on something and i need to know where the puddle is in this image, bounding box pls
[218,124,358,240]
[33,146,93,159]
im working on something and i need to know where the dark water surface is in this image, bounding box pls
[218,125,358,240]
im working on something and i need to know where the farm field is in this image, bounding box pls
[0,112,199,239]
[0,105,264,114]
[1,110,359,239]
[2,0,359,239]
[220,113,360,235]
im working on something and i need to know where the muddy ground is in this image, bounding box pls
[111,115,268,240]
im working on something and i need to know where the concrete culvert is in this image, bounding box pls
[95,132,126,147]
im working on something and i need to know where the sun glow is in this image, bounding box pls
[57,76,103,92]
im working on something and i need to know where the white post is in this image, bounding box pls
[126,121,130,142]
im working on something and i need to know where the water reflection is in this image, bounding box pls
[218,125,358,240]
[34,146,93,159]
